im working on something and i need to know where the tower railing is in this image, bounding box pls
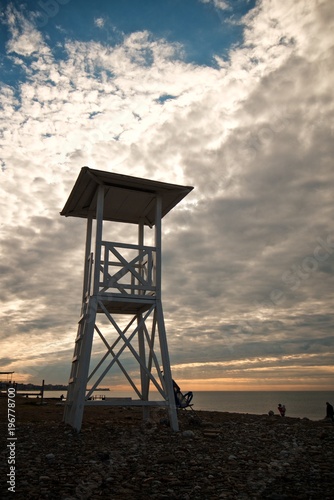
[98,241,156,297]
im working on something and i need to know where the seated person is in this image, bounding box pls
[172,379,193,408]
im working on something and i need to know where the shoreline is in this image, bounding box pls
[1,393,327,422]
[15,389,332,422]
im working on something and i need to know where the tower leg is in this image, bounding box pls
[138,312,150,422]
[156,302,179,431]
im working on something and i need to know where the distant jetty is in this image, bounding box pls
[0,382,110,392]
[33,384,109,391]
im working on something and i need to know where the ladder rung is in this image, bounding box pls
[68,377,75,384]
[75,335,83,343]
[78,314,85,323]
[72,355,78,363]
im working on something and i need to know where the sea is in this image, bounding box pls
[41,390,334,421]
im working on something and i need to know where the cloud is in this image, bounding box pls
[2,3,49,57]
[200,0,230,11]
[0,0,333,390]
[94,17,105,29]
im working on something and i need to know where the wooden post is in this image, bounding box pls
[138,220,149,420]
[93,185,104,295]
[155,195,179,431]
[41,379,45,404]
[82,213,93,305]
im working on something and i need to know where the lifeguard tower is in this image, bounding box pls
[61,167,193,432]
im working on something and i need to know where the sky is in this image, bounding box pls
[0,0,333,393]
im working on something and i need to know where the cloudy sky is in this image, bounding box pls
[0,0,333,393]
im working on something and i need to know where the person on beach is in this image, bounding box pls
[278,403,286,417]
[161,373,185,406]
[326,402,334,421]
[172,379,193,408]
[172,379,182,405]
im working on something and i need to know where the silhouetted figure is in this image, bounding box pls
[172,379,182,405]
[172,379,193,408]
[278,403,286,417]
[326,402,334,421]
[60,394,64,401]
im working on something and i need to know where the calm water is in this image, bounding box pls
[43,390,333,421]
[191,391,334,421]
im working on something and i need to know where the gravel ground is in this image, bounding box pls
[1,396,333,499]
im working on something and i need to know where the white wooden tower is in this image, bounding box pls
[61,167,193,432]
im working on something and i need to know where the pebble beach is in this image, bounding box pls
[1,396,333,499]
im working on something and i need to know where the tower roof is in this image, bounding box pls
[60,167,193,226]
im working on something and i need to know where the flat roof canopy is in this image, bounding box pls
[60,167,193,226]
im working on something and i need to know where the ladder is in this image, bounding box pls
[63,297,96,430]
